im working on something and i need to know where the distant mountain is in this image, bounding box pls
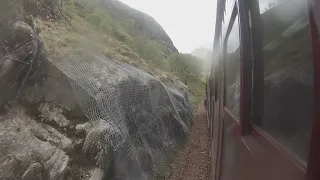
[191,47,212,74]
[191,47,213,61]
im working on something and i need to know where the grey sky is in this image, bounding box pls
[119,0,217,53]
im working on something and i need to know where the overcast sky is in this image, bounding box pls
[119,0,217,53]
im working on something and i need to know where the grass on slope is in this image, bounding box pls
[36,0,205,106]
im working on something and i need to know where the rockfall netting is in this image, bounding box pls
[51,52,193,179]
[0,1,194,179]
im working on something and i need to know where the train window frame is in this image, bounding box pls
[250,0,313,167]
[215,0,254,135]
[222,4,240,120]
[222,0,252,134]
[244,0,320,176]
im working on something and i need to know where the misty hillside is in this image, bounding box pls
[0,0,205,105]
[31,0,204,105]
[191,47,213,74]
[191,47,212,61]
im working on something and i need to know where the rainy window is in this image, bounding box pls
[225,15,241,118]
[255,0,313,165]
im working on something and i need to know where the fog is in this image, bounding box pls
[117,0,311,62]
[119,0,217,53]
[116,0,279,53]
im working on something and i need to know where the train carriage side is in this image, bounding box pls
[208,0,320,179]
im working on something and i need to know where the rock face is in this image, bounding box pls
[0,18,192,180]
[0,108,70,180]
[99,0,178,53]
[0,19,73,180]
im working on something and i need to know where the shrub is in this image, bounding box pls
[114,29,132,42]
[86,13,102,27]
[100,18,114,34]
[121,18,136,34]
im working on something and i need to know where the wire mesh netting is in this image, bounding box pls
[51,52,193,179]
[0,0,194,179]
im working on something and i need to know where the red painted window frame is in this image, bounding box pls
[245,1,320,178]
[214,2,242,180]
[242,0,307,174]
[248,0,320,179]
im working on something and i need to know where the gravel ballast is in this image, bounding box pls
[170,100,212,180]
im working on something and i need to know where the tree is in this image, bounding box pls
[131,35,162,62]
[121,18,137,35]
[86,13,102,27]
[168,53,202,84]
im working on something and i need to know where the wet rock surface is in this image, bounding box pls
[0,108,69,180]
[0,16,193,180]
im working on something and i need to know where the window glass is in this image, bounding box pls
[222,0,236,40]
[256,0,313,165]
[225,15,240,118]
[224,0,234,26]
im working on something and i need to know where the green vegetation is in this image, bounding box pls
[37,0,204,106]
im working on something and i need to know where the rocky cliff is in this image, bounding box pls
[0,1,193,180]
